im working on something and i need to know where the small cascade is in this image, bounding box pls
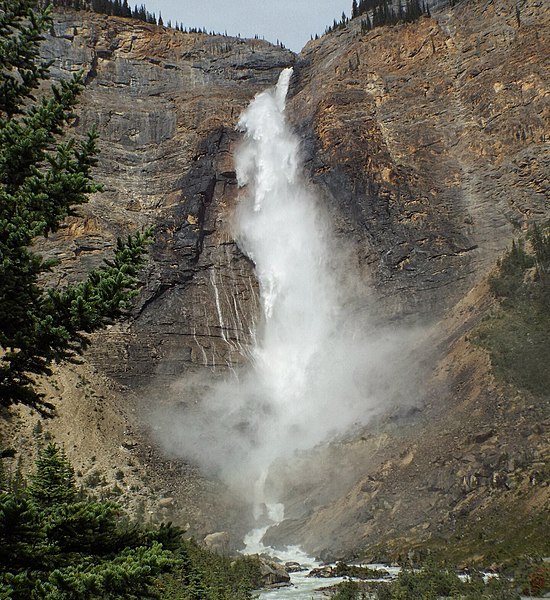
[242,502,285,558]
[192,243,259,371]
[209,268,229,346]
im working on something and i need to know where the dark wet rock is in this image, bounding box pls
[37,11,295,394]
[307,566,337,578]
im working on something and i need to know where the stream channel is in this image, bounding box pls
[255,560,543,600]
[257,564,400,600]
[243,529,543,600]
[243,524,400,600]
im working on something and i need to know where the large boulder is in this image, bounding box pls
[257,558,291,586]
[203,531,230,555]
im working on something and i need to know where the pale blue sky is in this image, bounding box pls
[141,0,352,51]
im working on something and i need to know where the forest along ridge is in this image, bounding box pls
[0,0,548,597]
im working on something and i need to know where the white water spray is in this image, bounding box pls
[156,68,421,538]
[234,68,344,475]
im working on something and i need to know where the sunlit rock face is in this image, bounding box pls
[287,0,547,321]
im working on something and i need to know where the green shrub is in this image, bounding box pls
[373,564,520,600]
[522,564,550,597]
[335,561,388,579]
[332,579,363,599]
[0,443,180,599]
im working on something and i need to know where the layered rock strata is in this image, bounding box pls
[288,0,548,319]
[38,12,295,388]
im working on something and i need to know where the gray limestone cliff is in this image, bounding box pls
[38,13,295,389]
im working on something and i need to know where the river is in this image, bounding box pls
[257,566,402,600]
[253,554,543,600]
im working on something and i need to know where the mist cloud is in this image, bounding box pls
[152,69,424,515]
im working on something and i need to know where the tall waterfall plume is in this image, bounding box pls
[155,68,417,517]
[234,68,343,466]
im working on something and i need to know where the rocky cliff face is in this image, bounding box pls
[4,1,548,556]
[288,0,547,319]
[38,12,294,390]
[262,0,549,559]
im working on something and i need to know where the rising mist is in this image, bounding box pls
[153,68,423,522]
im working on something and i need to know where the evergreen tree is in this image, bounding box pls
[0,443,181,599]
[0,0,152,414]
[530,222,550,272]
[0,1,51,117]
[28,443,76,506]
[0,442,264,599]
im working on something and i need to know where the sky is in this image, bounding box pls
[141,0,352,52]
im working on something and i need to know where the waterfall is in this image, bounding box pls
[157,67,411,535]
[235,67,340,458]
[233,67,342,518]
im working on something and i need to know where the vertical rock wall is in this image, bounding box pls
[287,0,548,319]
[39,12,295,391]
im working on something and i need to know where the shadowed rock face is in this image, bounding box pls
[39,12,295,388]
[26,2,549,556]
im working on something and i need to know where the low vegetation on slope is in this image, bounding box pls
[474,223,550,396]
[331,561,550,599]
[0,443,263,599]
[402,226,550,573]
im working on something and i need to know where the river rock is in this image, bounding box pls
[307,565,337,578]
[257,558,291,586]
